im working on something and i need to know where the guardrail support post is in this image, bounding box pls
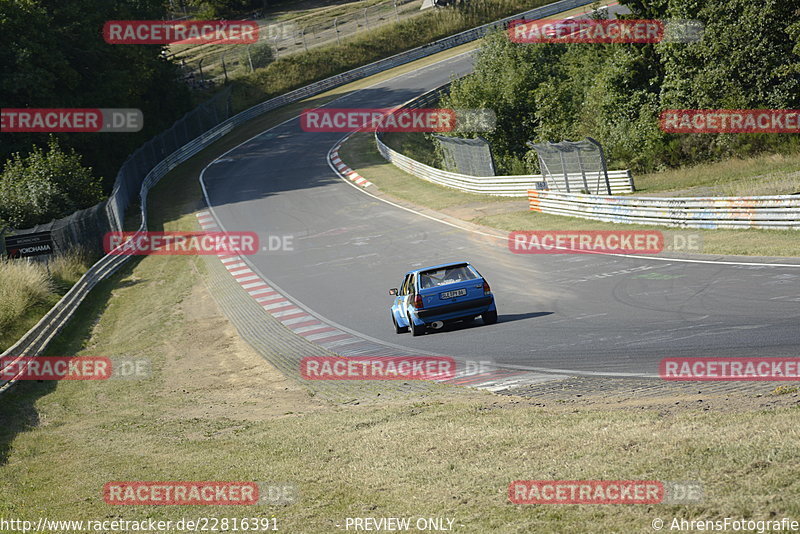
[557,150,570,193]
[576,149,589,193]
[587,137,612,195]
[221,52,228,83]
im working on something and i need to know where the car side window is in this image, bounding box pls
[400,275,411,295]
[408,274,417,295]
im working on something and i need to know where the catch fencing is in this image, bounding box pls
[0,0,598,393]
[6,89,234,256]
[528,190,800,229]
[173,0,598,86]
[375,84,634,196]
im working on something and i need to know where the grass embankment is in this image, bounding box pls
[0,252,94,352]
[1,140,798,529]
[1,20,797,534]
[227,0,574,111]
[172,0,424,79]
[382,136,800,197]
[634,152,800,196]
[343,133,800,257]
[0,33,483,355]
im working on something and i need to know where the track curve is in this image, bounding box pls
[200,50,800,378]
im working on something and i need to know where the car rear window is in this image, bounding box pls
[418,265,478,289]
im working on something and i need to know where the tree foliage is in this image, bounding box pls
[0,0,192,188]
[189,0,265,19]
[442,0,800,174]
[0,137,103,228]
[240,42,275,73]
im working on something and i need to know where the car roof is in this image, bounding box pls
[405,261,471,276]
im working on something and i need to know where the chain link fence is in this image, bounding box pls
[171,0,420,87]
[434,135,496,176]
[1,0,598,394]
[528,137,613,194]
[5,88,233,258]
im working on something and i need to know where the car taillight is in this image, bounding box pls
[413,294,424,309]
[483,281,491,295]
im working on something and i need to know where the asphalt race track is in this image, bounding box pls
[200,51,800,378]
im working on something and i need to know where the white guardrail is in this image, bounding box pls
[374,84,635,196]
[376,135,634,195]
[528,190,800,229]
[0,0,598,393]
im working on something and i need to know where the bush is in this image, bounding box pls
[442,0,800,174]
[229,0,554,111]
[0,258,53,334]
[0,249,93,349]
[0,137,103,228]
[240,42,275,73]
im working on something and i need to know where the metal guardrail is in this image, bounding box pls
[528,190,800,229]
[377,135,634,196]
[374,84,634,196]
[0,0,597,394]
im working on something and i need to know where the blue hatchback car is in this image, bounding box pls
[389,261,497,336]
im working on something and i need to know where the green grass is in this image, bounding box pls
[382,132,441,167]
[340,134,800,257]
[0,21,800,533]
[0,251,94,352]
[343,132,519,210]
[226,0,578,112]
[171,0,424,78]
[1,33,799,534]
[2,374,800,532]
[635,152,800,196]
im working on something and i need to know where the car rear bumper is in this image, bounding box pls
[416,296,494,321]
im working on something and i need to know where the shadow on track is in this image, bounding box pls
[423,311,554,335]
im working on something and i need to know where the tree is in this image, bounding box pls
[443,0,800,173]
[240,42,274,73]
[0,0,192,189]
[0,138,103,228]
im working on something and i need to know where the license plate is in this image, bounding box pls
[440,288,467,299]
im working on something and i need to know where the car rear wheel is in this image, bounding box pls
[482,310,498,325]
[393,314,408,334]
[410,318,424,336]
